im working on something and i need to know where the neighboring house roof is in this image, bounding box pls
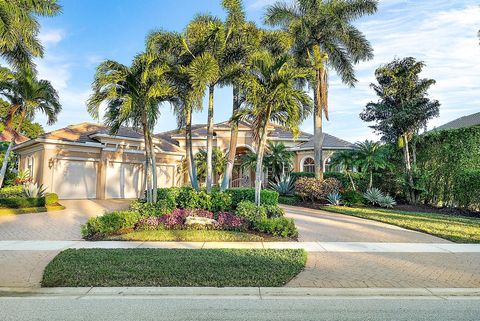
[434,112,480,131]
[292,133,354,150]
[0,128,29,144]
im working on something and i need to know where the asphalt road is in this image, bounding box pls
[1,297,479,321]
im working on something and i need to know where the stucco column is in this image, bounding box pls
[96,150,108,200]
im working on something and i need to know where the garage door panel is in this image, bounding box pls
[106,162,144,199]
[53,160,97,199]
[157,165,175,188]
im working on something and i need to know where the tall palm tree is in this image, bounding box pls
[0,0,62,68]
[329,149,358,191]
[265,0,377,180]
[194,148,226,185]
[264,141,294,178]
[0,67,61,187]
[87,53,175,203]
[354,140,389,189]
[237,51,312,205]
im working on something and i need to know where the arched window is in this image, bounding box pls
[302,157,315,173]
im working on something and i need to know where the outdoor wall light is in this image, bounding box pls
[48,158,55,168]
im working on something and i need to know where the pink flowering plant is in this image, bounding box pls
[216,212,247,231]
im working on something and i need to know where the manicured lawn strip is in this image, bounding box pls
[106,229,288,242]
[42,248,306,287]
[322,206,480,243]
[0,204,65,216]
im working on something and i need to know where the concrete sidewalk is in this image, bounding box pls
[1,240,479,252]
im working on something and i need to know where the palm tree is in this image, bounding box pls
[0,0,62,68]
[354,140,389,189]
[329,149,358,191]
[265,0,377,180]
[264,141,294,178]
[194,148,226,185]
[87,53,175,203]
[0,67,61,187]
[237,51,312,205]
[183,14,239,193]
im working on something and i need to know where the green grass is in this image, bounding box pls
[106,229,283,242]
[0,204,65,216]
[42,248,307,287]
[322,206,480,243]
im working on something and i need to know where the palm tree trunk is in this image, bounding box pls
[254,113,270,206]
[313,69,325,180]
[347,171,356,191]
[0,115,26,188]
[206,85,214,193]
[402,134,415,204]
[147,133,157,203]
[186,106,199,190]
[220,85,240,191]
[369,170,373,189]
[142,124,153,203]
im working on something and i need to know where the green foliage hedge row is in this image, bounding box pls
[81,211,140,238]
[417,126,480,210]
[0,197,45,208]
[0,185,24,198]
[225,188,279,207]
[254,217,298,238]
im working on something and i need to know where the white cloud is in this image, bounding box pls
[38,28,65,46]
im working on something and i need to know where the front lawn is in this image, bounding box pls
[42,248,306,287]
[107,229,288,242]
[322,206,480,243]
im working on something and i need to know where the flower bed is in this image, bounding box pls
[81,187,298,241]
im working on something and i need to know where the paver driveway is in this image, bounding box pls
[283,205,448,243]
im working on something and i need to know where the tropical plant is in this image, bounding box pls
[236,51,312,205]
[326,192,342,206]
[0,100,44,139]
[194,148,227,185]
[378,194,396,208]
[269,173,295,196]
[329,149,358,191]
[264,142,294,178]
[15,169,32,185]
[0,0,61,68]
[239,151,259,172]
[0,67,61,188]
[360,57,440,203]
[87,52,176,203]
[265,0,377,180]
[363,188,384,206]
[23,182,46,198]
[354,140,389,189]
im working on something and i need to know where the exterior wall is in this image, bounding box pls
[294,149,337,172]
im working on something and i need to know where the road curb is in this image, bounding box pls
[1,287,480,299]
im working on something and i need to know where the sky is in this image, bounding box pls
[34,0,480,142]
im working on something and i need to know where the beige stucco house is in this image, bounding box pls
[12,121,353,199]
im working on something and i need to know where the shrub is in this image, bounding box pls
[263,204,285,218]
[294,177,343,203]
[363,188,384,206]
[226,188,278,207]
[341,190,364,206]
[159,211,184,229]
[135,217,163,230]
[216,212,247,231]
[23,183,46,198]
[326,192,342,206]
[290,172,315,180]
[0,197,45,208]
[454,169,480,211]
[0,185,24,198]
[176,187,200,209]
[325,172,367,192]
[81,210,140,238]
[378,195,396,208]
[278,195,301,206]
[205,189,232,213]
[45,193,59,205]
[254,217,298,238]
[235,201,267,222]
[129,200,172,217]
[185,208,214,219]
[156,188,178,209]
[269,174,295,196]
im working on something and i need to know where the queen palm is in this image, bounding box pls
[264,142,294,178]
[355,140,389,189]
[0,0,61,68]
[0,67,61,187]
[87,53,175,203]
[329,149,358,191]
[265,0,377,180]
[237,51,312,205]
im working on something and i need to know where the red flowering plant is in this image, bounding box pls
[216,212,247,231]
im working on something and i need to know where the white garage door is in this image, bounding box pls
[157,165,175,188]
[52,160,97,199]
[106,162,144,199]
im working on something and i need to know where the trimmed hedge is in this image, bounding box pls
[454,170,480,211]
[81,210,140,238]
[45,193,59,205]
[0,197,45,208]
[225,188,279,207]
[278,195,301,206]
[0,185,24,198]
[290,172,314,180]
[254,217,298,238]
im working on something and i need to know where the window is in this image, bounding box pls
[302,157,315,173]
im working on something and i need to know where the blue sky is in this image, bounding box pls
[35,0,480,142]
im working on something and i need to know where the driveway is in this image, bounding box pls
[283,205,449,243]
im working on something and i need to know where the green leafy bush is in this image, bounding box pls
[290,172,315,180]
[0,185,24,198]
[0,197,45,208]
[81,210,140,238]
[263,204,285,218]
[156,188,178,209]
[157,187,232,213]
[254,217,298,238]
[278,195,301,206]
[176,187,200,209]
[235,201,267,222]
[129,200,172,217]
[226,188,278,208]
[325,172,367,192]
[341,190,364,206]
[45,193,59,205]
[454,169,480,211]
[294,177,343,203]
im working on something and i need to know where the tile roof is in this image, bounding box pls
[434,112,480,130]
[294,133,354,150]
[0,128,29,144]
